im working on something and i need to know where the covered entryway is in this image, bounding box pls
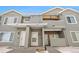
[26,23,47,47]
[30,28,43,47]
[44,31,54,46]
[43,29,66,47]
[44,31,63,46]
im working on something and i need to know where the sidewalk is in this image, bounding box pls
[6,46,79,53]
[0,46,13,53]
[8,47,60,53]
[54,46,79,53]
[7,47,36,53]
[46,46,61,53]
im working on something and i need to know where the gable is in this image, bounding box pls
[0,9,23,17]
[59,9,79,15]
[42,8,64,15]
[2,11,22,16]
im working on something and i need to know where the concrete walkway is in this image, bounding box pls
[46,46,60,53]
[55,47,79,53]
[0,46,13,53]
[7,46,79,53]
[7,47,36,53]
[7,47,60,53]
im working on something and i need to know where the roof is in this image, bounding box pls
[58,8,79,14]
[40,7,64,15]
[0,9,24,16]
[0,7,79,16]
[0,9,41,17]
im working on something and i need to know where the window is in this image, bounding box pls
[4,18,8,24]
[0,32,14,42]
[14,18,17,23]
[66,15,77,24]
[22,17,29,23]
[32,38,36,42]
[70,31,79,42]
[4,17,17,24]
[53,31,64,38]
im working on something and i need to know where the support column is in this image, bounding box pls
[63,28,69,46]
[13,30,20,48]
[42,28,45,47]
[25,26,30,48]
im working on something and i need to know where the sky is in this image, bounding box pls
[0,6,79,13]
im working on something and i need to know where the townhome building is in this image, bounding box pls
[0,7,79,48]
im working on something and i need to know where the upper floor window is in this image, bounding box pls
[14,18,17,23]
[43,15,60,20]
[22,17,30,23]
[66,15,77,24]
[4,17,17,24]
[4,18,8,24]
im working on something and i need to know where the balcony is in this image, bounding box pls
[43,15,60,20]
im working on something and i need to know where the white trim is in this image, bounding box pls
[0,31,14,42]
[65,15,77,24]
[58,8,79,14]
[41,7,64,15]
[3,23,47,28]
[0,7,79,16]
[70,31,79,43]
[0,9,23,16]
[3,16,18,25]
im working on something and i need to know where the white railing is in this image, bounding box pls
[2,23,48,27]
[50,38,66,46]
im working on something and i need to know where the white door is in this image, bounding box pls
[19,31,26,46]
[31,32,38,46]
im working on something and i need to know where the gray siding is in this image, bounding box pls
[0,8,79,47]
[60,10,79,46]
[30,15,42,23]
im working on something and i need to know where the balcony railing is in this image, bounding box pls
[43,15,60,20]
[50,38,66,46]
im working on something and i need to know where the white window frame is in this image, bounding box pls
[0,31,14,42]
[70,31,79,43]
[65,15,77,24]
[3,16,18,24]
[23,17,30,23]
